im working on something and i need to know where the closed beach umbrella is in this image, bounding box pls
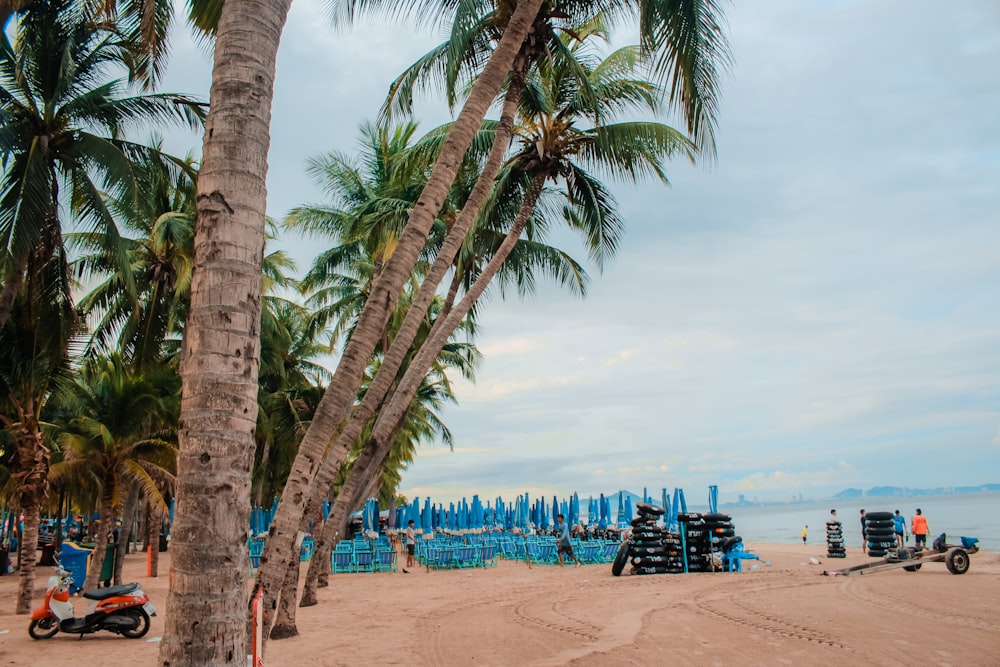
[661,488,670,528]
[624,496,633,526]
[422,498,432,533]
[588,496,597,526]
[617,492,625,527]
[570,493,579,527]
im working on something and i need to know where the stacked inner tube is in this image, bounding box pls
[864,511,896,558]
[826,520,846,558]
[612,504,742,575]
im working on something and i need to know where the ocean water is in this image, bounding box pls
[714,492,1000,549]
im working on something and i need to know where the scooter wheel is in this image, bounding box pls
[28,617,59,639]
[119,608,151,639]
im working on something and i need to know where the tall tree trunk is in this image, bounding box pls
[12,425,48,614]
[266,546,302,639]
[148,505,161,578]
[158,2,292,665]
[0,254,27,334]
[326,176,546,538]
[114,481,141,585]
[251,0,547,639]
[84,483,115,590]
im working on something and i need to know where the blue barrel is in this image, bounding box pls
[59,542,92,594]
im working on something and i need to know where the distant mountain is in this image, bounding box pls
[836,484,1000,499]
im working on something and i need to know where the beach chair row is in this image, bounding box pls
[495,536,620,565]
[331,539,398,573]
[248,535,315,573]
[416,541,499,569]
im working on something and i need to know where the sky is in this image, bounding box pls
[158,0,1000,505]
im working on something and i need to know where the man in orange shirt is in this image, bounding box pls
[911,509,929,549]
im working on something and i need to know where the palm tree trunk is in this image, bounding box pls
[251,0,546,637]
[158,1,292,665]
[0,248,27,333]
[114,481,141,585]
[298,442,382,608]
[148,504,161,578]
[84,484,114,590]
[266,545,302,639]
[12,423,48,614]
[355,174,546,497]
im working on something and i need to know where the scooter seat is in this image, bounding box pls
[82,583,138,600]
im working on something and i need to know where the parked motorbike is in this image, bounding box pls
[29,563,155,639]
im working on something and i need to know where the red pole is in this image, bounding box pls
[146,544,152,577]
[251,588,264,666]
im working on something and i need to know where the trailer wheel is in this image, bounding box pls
[946,548,970,575]
[903,563,922,572]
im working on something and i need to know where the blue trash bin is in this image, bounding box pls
[59,542,91,594]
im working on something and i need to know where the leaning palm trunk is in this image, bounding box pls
[158,1,293,664]
[266,534,305,639]
[301,175,544,607]
[295,80,525,609]
[251,0,546,638]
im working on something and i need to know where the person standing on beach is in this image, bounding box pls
[911,509,929,549]
[893,510,906,548]
[404,520,416,572]
[802,525,808,544]
[860,509,867,554]
[555,514,582,567]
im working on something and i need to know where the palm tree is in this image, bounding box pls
[0,0,204,333]
[49,353,177,591]
[254,2,729,628]
[71,150,198,369]
[351,35,698,548]
[246,5,549,632]
[0,283,76,613]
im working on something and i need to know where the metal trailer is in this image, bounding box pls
[823,535,979,577]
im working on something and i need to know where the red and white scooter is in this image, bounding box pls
[29,563,155,639]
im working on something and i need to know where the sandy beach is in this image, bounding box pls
[2,542,998,666]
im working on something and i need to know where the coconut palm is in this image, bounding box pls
[71,150,198,369]
[0,278,76,612]
[348,36,698,549]
[49,353,177,591]
[0,0,204,333]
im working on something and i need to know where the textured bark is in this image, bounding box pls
[12,424,48,614]
[157,1,291,664]
[266,549,301,639]
[84,484,115,590]
[342,175,547,514]
[0,254,27,339]
[114,481,141,585]
[148,505,161,578]
[251,0,547,638]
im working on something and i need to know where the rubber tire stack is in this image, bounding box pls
[679,512,714,572]
[629,512,671,575]
[864,511,896,558]
[826,520,846,558]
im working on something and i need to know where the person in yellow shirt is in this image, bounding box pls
[802,525,808,544]
[911,509,929,549]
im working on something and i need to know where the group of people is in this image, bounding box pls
[814,507,929,551]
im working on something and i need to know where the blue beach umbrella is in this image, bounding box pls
[422,498,432,533]
[624,496,633,526]
[662,488,671,528]
[617,492,625,527]
[588,496,597,526]
[643,486,649,503]
[570,493,579,527]
[709,485,718,514]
